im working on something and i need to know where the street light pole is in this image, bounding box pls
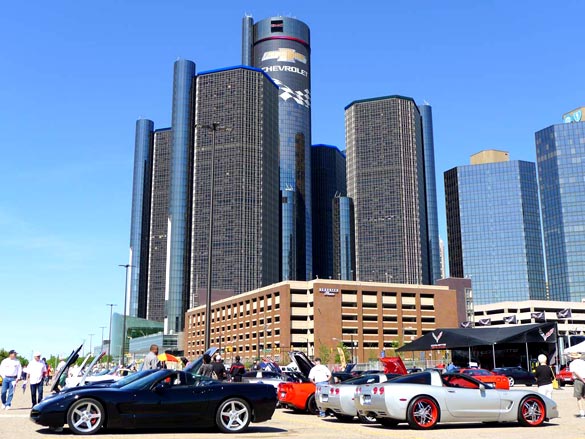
[118,264,133,366]
[197,122,230,351]
[350,333,355,364]
[106,303,117,368]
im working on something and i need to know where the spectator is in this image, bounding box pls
[569,352,585,418]
[1,350,22,410]
[212,354,227,381]
[308,358,331,417]
[229,356,246,382]
[25,352,47,406]
[143,344,160,370]
[199,354,214,378]
[534,354,555,400]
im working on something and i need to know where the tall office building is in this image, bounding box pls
[311,145,346,279]
[536,108,585,301]
[146,128,171,322]
[444,150,547,305]
[189,66,280,299]
[345,95,429,284]
[333,196,356,280]
[243,16,313,281]
[419,104,442,283]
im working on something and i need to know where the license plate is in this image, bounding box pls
[363,395,371,405]
[321,395,329,402]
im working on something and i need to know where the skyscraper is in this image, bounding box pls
[311,145,346,279]
[146,128,171,322]
[536,108,585,301]
[128,119,154,318]
[333,196,356,281]
[189,66,280,299]
[345,95,429,284]
[419,104,442,283]
[243,16,313,281]
[444,150,547,305]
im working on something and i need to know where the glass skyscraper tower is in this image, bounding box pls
[444,150,547,305]
[345,95,430,284]
[536,109,585,301]
[243,16,313,281]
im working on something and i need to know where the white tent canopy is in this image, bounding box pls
[564,340,585,353]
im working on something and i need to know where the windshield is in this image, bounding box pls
[111,370,158,388]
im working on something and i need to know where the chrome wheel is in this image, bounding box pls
[508,376,515,387]
[518,396,546,427]
[216,398,251,433]
[67,398,105,435]
[407,396,439,429]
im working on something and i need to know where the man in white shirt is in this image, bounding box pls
[308,357,331,417]
[570,352,585,418]
[142,344,160,370]
[25,352,47,406]
[1,350,22,410]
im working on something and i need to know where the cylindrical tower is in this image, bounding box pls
[251,16,313,280]
[167,59,196,333]
[128,118,154,318]
[242,15,254,65]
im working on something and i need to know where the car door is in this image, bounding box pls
[125,372,210,428]
[442,374,501,420]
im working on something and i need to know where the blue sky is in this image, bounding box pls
[1,0,582,359]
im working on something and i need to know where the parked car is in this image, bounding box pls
[277,351,318,414]
[556,366,574,386]
[317,373,401,423]
[491,366,536,387]
[459,368,510,389]
[32,348,277,435]
[354,370,558,429]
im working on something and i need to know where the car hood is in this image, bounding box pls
[51,344,83,393]
[379,357,407,375]
[288,351,314,377]
[78,352,106,386]
[183,347,219,375]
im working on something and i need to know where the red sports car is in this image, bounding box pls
[459,368,510,389]
[556,367,574,386]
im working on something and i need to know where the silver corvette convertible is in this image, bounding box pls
[317,373,400,423]
[355,370,558,429]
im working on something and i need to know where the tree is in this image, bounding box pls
[317,345,331,364]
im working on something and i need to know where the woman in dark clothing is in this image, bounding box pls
[198,354,214,378]
[534,353,555,400]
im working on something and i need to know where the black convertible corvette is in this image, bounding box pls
[31,350,277,435]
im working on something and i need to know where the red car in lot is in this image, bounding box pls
[556,366,574,386]
[459,368,510,390]
[277,351,318,414]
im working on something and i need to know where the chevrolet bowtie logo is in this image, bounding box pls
[559,309,571,318]
[432,331,443,343]
[539,327,555,341]
[261,48,307,64]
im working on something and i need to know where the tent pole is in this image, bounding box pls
[525,343,530,370]
[492,344,496,369]
[468,346,471,366]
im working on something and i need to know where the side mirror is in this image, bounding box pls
[479,383,485,391]
[154,382,170,393]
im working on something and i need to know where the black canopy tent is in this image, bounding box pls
[396,323,557,370]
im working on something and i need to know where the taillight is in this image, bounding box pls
[335,388,340,395]
[379,386,385,395]
[356,386,361,394]
[330,388,334,394]
[373,387,378,394]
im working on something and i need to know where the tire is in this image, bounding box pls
[66,398,105,435]
[518,396,546,427]
[378,418,399,427]
[508,376,515,387]
[306,394,318,414]
[407,396,440,430]
[215,398,251,433]
[357,413,378,424]
[333,413,354,422]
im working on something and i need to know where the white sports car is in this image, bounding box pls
[317,373,400,423]
[354,370,558,429]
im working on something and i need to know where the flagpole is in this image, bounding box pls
[525,343,530,371]
[492,344,496,369]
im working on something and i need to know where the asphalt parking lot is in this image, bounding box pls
[1,384,585,439]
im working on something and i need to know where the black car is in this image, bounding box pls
[32,349,277,435]
[492,366,536,387]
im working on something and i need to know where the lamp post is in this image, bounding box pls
[197,122,231,350]
[118,264,133,366]
[88,333,94,357]
[351,333,356,364]
[106,303,117,368]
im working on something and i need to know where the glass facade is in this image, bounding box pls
[167,59,196,334]
[311,145,346,279]
[248,16,313,281]
[129,119,154,318]
[419,104,442,283]
[345,96,429,284]
[190,67,280,299]
[444,160,547,304]
[536,122,585,301]
[146,128,171,322]
[333,196,356,280]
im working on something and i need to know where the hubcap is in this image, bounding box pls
[71,402,101,432]
[413,400,435,426]
[522,399,544,424]
[221,401,249,431]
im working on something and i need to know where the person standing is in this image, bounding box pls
[212,354,227,381]
[308,357,331,417]
[199,354,214,378]
[1,350,22,410]
[142,344,160,370]
[25,352,47,406]
[229,356,246,382]
[534,354,555,400]
[569,352,585,418]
